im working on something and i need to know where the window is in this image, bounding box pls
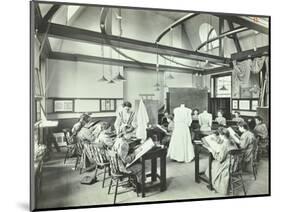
[199,23,219,51]
[35,100,41,122]
[213,75,232,98]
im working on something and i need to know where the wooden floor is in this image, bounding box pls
[37,148,269,209]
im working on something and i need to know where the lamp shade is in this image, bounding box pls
[98,75,108,82]
[114,72,126,81]
[108,79,115,84]
[154,82,160,87]
[219,85,228,91]
[166,73,175,80]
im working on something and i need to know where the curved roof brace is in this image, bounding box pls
[155,13,198,43]
[155,13,204,70]
[100,7,143,64]
[196,26,249,52]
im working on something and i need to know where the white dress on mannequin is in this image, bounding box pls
[167,104,194,162]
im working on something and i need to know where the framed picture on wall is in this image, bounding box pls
[232,99,239,109]
[251,100,259,111]
[53,99,74,112]
[240,86,252,98]
[100,99,116,112]
[239,100,251,110]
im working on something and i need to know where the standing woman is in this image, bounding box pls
[114,101,137,136]
[167,104,194,162]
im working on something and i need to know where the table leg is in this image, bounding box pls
[151,158,157,182]
[195,144,200,183]
[160,154,166,191]
[207,153,214,190]
[141,159,146,198]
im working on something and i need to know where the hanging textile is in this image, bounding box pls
[251,56,267,74]
[260,57,269,107]
[232,59,252,84]
[136,99,149,141]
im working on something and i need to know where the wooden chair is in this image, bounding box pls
[228,149,247,196]
[257,136,269,159]
[251,138,259,180]
[62,129,75,164]
[107,150,139,204]
[62,129,83,172]
[91,143,111,188]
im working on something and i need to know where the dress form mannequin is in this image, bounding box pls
[167,103,194,162]
[198,110,212,131]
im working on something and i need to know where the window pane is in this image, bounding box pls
[215,75,231,97]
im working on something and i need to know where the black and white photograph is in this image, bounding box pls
[30,0,270,211]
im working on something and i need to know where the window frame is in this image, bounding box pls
[211,72,232,98]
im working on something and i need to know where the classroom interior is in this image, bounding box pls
[31,2,270,210]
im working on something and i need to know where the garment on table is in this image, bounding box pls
[167,106,194,162]
[232,117,244,123]
[136,99,149,141]
[239,130,255,163]
[113,137,143,183]
[198,111,212,131]
[161,121,174,146]
[254,123,268,139]
[215,117,226,126]
[114,110,137,135]
[205,138,237,195]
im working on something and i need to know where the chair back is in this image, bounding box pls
[229,149,245,174]
[107,150,122,176]
[91,143,108,165]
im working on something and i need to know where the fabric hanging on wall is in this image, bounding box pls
[233,59,252,84]
[260,57,269,107]
[251,56,267,74]
[136,99,149,141]
[265,57,269,94]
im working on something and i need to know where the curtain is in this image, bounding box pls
[251,56,267,74]
[232,59,252,84]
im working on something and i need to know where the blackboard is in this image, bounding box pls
[168,88,208,114]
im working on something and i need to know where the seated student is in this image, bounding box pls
[95,122,115,149]
[71,113,90,137]
[113,129,144,186]
[192,108,199,121]
[161,115,174,147]
[161,112,170,127]
[232,111,244,122]
[69,114,90,156]
[205,127,238,195]
[215,110,226,126]
[237,121,255,171]
[254,116,268,139]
